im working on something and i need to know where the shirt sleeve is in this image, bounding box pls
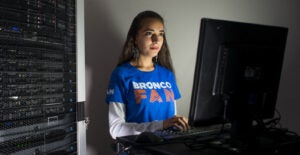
[106,70,125,104]
[170,72,181,100]
[108,102,164,139]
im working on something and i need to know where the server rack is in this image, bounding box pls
[0,0,86,154]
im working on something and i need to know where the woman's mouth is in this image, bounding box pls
[150,47,159,50]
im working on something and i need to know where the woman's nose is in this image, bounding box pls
[152,34,159,43]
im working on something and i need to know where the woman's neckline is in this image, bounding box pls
[128,61,156,72]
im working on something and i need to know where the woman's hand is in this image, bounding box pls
[163,115,190,131]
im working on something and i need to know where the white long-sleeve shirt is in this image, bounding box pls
[108,101,177,139]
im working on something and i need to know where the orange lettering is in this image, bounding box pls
[134,89,146,104]
[150,90,163,103]
[164,89,174,102]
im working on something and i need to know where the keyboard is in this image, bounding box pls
[153,124,229,141]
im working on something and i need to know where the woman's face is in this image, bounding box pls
[135,18,164,59]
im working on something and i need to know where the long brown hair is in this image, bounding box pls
[117,10,175,73]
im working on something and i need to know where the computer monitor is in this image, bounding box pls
[188,18,288,136]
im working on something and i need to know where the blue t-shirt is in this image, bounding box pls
[106,62,181,123]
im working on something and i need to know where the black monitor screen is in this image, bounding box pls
[189,18,288,130]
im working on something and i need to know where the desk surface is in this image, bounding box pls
[124,143,236,155]
[116,129,300,155]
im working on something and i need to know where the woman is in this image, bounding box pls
[106,10,189,139]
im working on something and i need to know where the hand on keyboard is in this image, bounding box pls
[163,115,190,131]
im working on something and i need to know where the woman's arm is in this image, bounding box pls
[108,102,163,139]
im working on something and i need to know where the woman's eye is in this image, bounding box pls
[145,31,153,36]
